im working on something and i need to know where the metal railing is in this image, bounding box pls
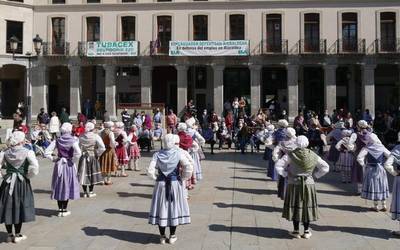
[335,39,365,54]
[78,41,87,57]
[261,39,288,54]
[150,40,169,55]
[42,42,70,56]
[299,39,326,54]
[375,38,400,53]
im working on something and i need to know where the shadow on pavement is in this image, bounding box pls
[231,176,270,182]
[215,186,277,196]
[318,204,369,213]
[33,189,53,195]
[0,232,9,243]
[214,202,282,213]
[82,226,159,244]
[317,189,355,196]
[209,224,292,239]
[117,192,152,199]
[104,208,148,219]
[130,183,154,188]
[311,224,393,239]
[35,208,55,217]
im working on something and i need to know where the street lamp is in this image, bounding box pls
[9,34,43,134]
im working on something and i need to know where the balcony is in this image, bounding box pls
[261,39,288,54]
[78,42,87,57]
[299,39,326,54]
[375,39,400,54]
[42,42,70,56]
[150,40,169,56]
[335,39,366,54]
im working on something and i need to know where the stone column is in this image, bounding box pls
[140,65,153,104]
[249,64,262,115]
[176,65,188,114]
[31,65,48,117]
[286,64,299,122]
[68,65,82,119]
[324,64,337,113]
[212,64,225,117]
[362,64,376,119]
[104,65,117,120]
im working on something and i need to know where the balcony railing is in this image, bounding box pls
[375,39,400,53]
[336,39,365,54]
[42,42,70,56]
[150,40,169,55]
[299,39,326,54]
[78,42,87,56]
[261,39,288,54]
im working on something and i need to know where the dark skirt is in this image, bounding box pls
[0,178,35,224]
[78,154,104,186]
[327,145,340,163]
[282,183,319,222]
[277,176,286,200]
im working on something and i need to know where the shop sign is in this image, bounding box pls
[87,41,138,57]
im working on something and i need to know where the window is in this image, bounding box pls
[52,0,65,3]
[121,16,135,41]
[380,12,396,52]
[266,14,282,52]
[342,13,358,52]
[193,15,208,41]
[87,17,100,42]
[229,14,245,40]
[52,17,66,54]
[157,0,171,2]
[121,0,135,2]
[304,13,320,52]
[87,0,100,3]
[7,0,24,2]
[6,20,23,54]
[157,16,172,53]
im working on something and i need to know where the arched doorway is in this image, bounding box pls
[48,66,70,114]
[0,64,25,118]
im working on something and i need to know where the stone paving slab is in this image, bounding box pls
[0,147,399,249]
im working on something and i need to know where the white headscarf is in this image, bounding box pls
[115,121,124,129]
[60,122,73,134]
[296,135,309,149]
[104,121,114,128]
[9,131,25,147]
[278,119,289,128]
[285,127,296,139]
[177,123,187,132]
[185,117,196,129]
[85,122,95,132]
[357,120,369,129]
[163,134,176,150]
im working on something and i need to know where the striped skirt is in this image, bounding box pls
[149,180,191,227]
[78,154,104,186]
[361,164,389,201]
[51,158,80,201]
[390,176,400,221]
[282,183,319,222]
[99,148,118,174]
[192,152,203,181]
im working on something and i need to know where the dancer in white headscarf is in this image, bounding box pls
[44,123,81,217]
[148,134,194,244]
[357,133,390,212]
[0,131,39,243]
[336,129,356,183]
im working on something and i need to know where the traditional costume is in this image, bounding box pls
[272,127,297,200]
[327,122,345,172]
[148,134,194,244]
[128,125,141,171]
[114,122,129,177]
[384,136,400,237]
[99,121,117,185]
[0,131,39,243]
[263,124,277,181]
[335,129,356,183]
[78,122,105,198]
[275,136,329,239]
[186,118,206,182]
[177,123,194,192]
[357,133,390,211]
[44,123,81,217]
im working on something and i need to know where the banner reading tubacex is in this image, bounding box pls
[87,41,138,57]
[169,40,250,56]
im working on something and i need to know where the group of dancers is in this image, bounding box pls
[1,113,400,244]
[262,118,400,238]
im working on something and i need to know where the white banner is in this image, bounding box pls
[169,40,249,56]
[87,41,138,57]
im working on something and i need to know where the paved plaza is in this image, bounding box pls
[1,147,400,250]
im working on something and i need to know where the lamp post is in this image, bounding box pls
[9,34,43,133]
